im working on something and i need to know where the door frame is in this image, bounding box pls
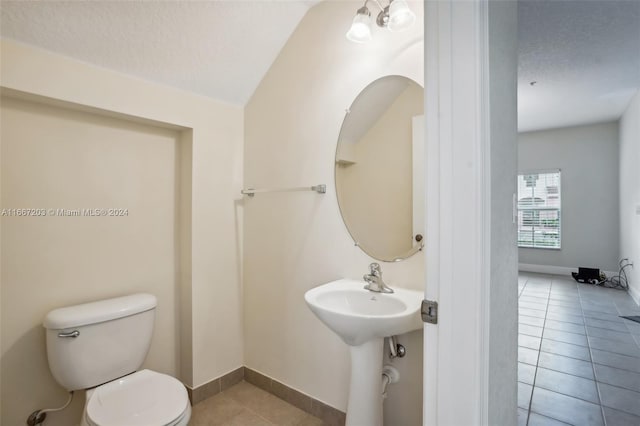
[423,0,517,424]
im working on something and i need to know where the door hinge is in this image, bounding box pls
[421,299,438,324]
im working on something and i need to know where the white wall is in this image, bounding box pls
[518,122,620,272]
[243,1,424,425]
[488,1,519,423]
[0,39,244,425]
[619,90,640,303]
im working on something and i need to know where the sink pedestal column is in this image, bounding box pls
[346,337,384,426]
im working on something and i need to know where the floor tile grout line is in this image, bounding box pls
[524,277,551,426]
[584,342,640,359]
[585,313,633,322]
[586,321,637,332]
[532,381,605,407]
[540,280,604,410]
[543,326,587,336]
[531,356,640,387]
[527,409,573,426]
[532,363,592,383]
[540,334,589,346]
[543,326,590,338]
[593,378,640,395]
[588,356,640,374]
[519,307,548,313]
[539,335,640,360]
[519,331,544,339]
[584,333,640,349]
[585,324,636,335]
[578,281,607,426]
[230,386,279,425]
[244,407,277,426]
[520,278,534,426]
[538,344,589,360]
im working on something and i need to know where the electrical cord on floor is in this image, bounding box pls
[599,259,632,290]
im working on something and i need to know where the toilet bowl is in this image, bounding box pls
[81,370,191,426]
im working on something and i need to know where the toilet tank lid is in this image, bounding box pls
[43,293,157,330]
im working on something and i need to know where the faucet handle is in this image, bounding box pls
[369,262,381,275]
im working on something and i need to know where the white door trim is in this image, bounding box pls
[424,0,492,424]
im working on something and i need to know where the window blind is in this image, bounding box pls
[517,171,561,249]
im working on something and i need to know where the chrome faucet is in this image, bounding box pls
[363,263,394,293]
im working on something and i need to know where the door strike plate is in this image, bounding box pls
[421,299,438,324]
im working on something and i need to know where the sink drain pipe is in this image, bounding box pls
[388,336,406,359]
[382,365,400,398]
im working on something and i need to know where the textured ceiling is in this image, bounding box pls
[0,0,318,106]
[2,1,637,131]
[518,0,640,132]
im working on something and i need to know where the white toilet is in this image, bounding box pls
[43,293,191,426]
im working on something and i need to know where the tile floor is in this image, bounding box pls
[518,273,640,426]
[190,381,324,426]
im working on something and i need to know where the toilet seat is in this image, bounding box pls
[85,369,190,426]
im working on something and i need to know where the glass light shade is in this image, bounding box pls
[346,8,372,43]
[387,0,416,32]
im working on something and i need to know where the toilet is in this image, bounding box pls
[43,293,191,426]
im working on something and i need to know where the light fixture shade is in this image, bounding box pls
[346,7,372,43]
[387,0,416,32]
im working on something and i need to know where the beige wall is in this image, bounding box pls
[0,38,244,425]
[338,83,423,260]
[1,96,183,426]
[244,2,424,425]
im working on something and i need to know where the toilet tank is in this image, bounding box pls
[43,293,157,391]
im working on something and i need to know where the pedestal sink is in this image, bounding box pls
[304,279,423,426]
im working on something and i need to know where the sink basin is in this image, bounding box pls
[304,279,423,346]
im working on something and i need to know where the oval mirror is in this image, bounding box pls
[335,75,424,262]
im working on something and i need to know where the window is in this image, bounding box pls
[517,171,561,249]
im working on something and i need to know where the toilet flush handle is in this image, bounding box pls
[58,330,80,338]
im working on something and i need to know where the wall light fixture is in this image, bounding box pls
[346,0,416,43]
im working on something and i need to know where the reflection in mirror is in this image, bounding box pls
[335,76,424,262]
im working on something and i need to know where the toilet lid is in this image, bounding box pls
[87,369,189,426]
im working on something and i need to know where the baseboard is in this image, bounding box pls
[518,263,617,279]
[186,366,244,405]
[628,284,640,307]
[244,367,346,426]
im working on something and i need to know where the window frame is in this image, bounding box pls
[517,169,562,250]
